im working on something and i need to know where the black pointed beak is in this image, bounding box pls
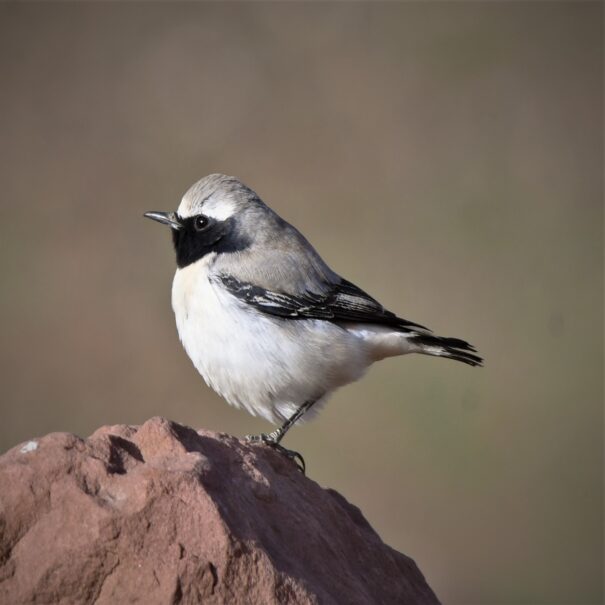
[144,211,183,230]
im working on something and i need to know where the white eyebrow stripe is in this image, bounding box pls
[176,198,197,219]
[176,193,238,221]
[202,198,238,221]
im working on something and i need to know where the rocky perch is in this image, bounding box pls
[0,417,440,604]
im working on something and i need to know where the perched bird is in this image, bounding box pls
[145,174,482,471]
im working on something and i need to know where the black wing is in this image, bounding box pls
[216,275,429,332]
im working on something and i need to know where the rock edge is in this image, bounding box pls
[0,417,440,604]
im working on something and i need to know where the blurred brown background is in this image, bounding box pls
[0,3,602,603]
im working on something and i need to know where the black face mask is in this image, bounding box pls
[172,214,251,268]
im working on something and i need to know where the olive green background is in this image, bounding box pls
[0,3,602,603]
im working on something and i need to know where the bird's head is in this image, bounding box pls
[144,174,264,269]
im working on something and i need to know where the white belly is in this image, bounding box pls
[171,258,371,425]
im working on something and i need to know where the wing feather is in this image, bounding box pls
[216,275,429,332]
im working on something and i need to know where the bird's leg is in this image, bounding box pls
[245,399,317,474]
[269,399,317,443]
[246,399,316,444]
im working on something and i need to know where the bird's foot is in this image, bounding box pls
[244,433,306,474]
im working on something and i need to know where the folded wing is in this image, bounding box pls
[215,274,429,332]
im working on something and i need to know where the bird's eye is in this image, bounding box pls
[194,215,209,231]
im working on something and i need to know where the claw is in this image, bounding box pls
[244,433,267,443]
[244,433,306,474]
[271,443,306,474]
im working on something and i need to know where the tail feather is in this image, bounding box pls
[408,333,483,367]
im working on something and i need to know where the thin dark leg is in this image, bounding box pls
[245,399,318,473]
[266,399,317,444]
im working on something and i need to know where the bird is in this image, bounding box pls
[144,174,482,471]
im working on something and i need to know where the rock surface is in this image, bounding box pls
[0,417,440,604]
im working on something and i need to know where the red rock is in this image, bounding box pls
[0,417,440,604]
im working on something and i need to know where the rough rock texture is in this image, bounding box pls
[0,417,440,605]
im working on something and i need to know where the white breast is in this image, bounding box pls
[171,257,372,425]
